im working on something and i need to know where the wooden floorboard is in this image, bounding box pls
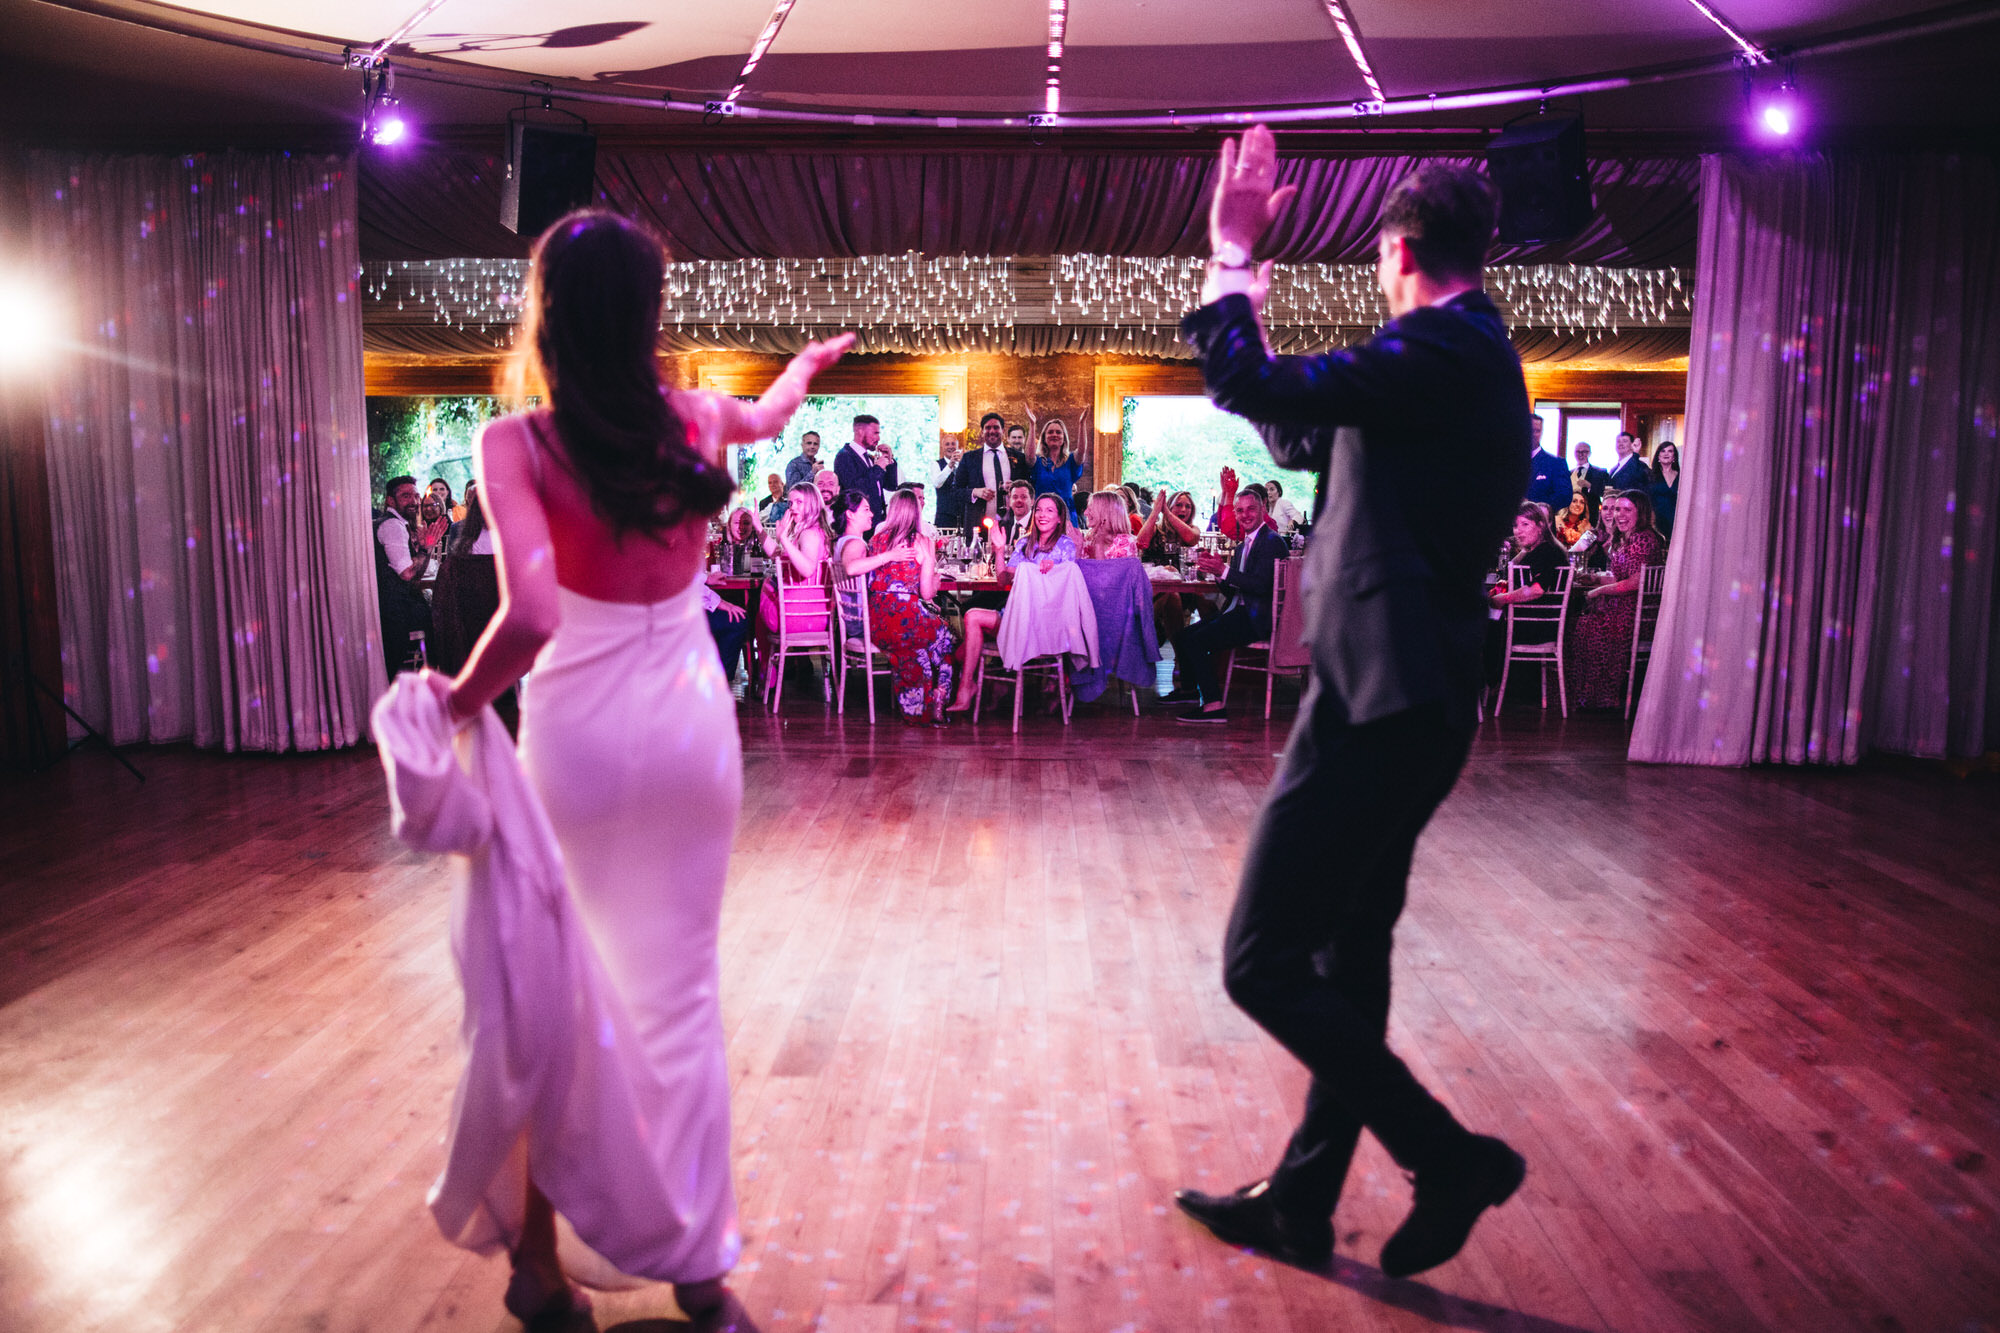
[2,698,1997,1333]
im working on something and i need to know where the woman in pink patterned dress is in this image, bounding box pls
[1565,489,1667,709]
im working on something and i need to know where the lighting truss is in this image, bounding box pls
[1045,0,1069,117]
[1318,0,1385,105]
[1679,0,1768,64]
[728,0,802,108]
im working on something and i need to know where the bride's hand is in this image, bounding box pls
[791,333,857,380]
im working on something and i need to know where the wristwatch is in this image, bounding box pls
[1211,241,1253,270]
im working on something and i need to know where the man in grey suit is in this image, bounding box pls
[1172,128,1528,1281]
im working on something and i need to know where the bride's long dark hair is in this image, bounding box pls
[509,209,730,538]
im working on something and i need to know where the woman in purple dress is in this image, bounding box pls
[1566,489,1667,709]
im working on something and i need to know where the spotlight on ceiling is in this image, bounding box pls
[1747,62,1802,143]
[361,64,409,146]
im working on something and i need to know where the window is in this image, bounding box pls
[366,396,513,499]
[1120,396,1315,525]
[734,395,940,506]
[1537,401,1624,468]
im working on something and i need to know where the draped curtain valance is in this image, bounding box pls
[360,147,1698,266]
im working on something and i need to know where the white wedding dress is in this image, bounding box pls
[513,580,744,1284]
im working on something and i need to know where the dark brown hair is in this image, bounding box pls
[512,209,729,538]
[1379,163,1501,280]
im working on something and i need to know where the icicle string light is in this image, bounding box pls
[360,256,1692,349]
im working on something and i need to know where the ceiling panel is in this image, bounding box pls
[1066,0,1336,47]
[770,0,1047,55]
[149,0,421,43]
[401,0,774,84]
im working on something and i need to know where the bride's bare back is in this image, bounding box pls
[444,335,853,720]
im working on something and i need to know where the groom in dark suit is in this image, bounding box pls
[1172,130,1528,1280]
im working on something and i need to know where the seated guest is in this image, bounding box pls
[1265,478,1304,533]
[837,489,956,724]
[414,493,451,563]
[903,483,941,538]
[756,483,832,691]
[987,478,1035,547]
[373,474,431,677]
[813,467,845,529]
[1140,490,1202,566]
[1552,491,1594,548]
[953,492,1078,704]
[1608,431,1650,492]
[429,477,463,525]
[1566,490,1669,709]
[1524,415,1571,512]
[1079,490,1140,559]
[1028,416,1088,521]
[1649,441,1681,540]
[783,430,823,488]
[1117,486,1146,532]
[1170,486,1286,723]
[702,583,751,684]
[428,480,496,674]
[757,473,788,521]
[1484,502,1565,686]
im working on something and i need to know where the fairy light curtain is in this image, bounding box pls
[359,146,1698,267]
[1631,151,2000,766]
[29,151,381,753]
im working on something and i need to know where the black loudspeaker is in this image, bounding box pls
[500,120,598,237]
[1484,115,1593,245]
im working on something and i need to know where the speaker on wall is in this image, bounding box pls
[500,118,598,238]
[1484,115,1593,245]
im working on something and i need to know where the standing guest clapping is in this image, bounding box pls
[433,208,852,1333]
[1172,134,1527,1280]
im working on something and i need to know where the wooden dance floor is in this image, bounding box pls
[2,707,1997,1333]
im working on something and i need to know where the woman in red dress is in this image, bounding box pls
[837,488,957,723]
[1566,489,1667,709]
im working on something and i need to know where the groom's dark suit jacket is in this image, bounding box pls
[1181,290,1528,728]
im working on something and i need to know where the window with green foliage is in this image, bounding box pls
[1120,396,1314,524]
[733,395,940,504]
[366,397,514,501]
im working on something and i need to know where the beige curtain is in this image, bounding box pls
[1631,152,2000,765]
[30,151,382,751]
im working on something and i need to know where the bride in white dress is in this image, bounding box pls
[435,210,851,1331]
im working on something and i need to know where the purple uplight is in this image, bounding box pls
[370,115,408,146]
[1752,84,1802,141]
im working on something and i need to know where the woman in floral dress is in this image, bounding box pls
[837,488,956,723]
[1566,489,1667,709]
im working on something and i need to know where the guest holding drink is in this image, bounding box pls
[1484,502,1565,687]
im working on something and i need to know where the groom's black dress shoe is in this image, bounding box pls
[1379,1134,1526,1279]
[1174,1179,1333,1269]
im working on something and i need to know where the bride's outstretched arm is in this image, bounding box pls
[711,334,857,445]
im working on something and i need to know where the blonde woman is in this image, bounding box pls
[1026,413,1089,520]
[756,482,832,684]
[1080,489,1140,559]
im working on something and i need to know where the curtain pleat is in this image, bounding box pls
[362,147,1698,266]
[30,151,381,752]
[1630,152,2000,765]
